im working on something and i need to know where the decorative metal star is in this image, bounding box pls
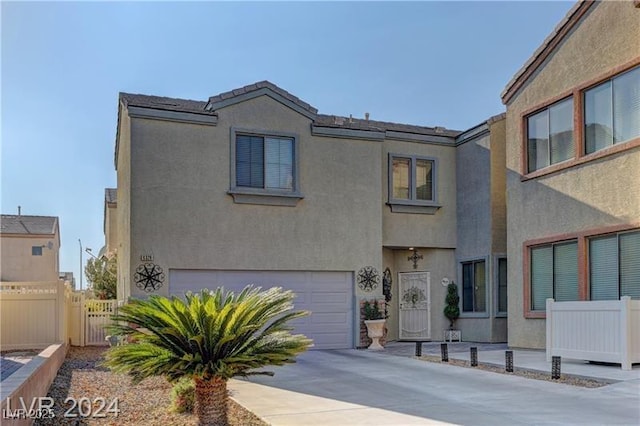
[357,266,380,292]
[134,263,165,292]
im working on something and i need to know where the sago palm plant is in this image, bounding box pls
[103,285,312,426]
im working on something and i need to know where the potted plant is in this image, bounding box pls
[443,282,461,342]
[363,300,385,350]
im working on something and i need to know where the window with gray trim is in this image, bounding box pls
[389,155,435,203]
[236,134,294,190]
[32,246,43,256]
[584,66,640,154]
[527,97,574,172]
[530,241,578,311]
[589,230,640,300]
[462,260,486,313]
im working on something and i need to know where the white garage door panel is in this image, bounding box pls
[168,270,353,349]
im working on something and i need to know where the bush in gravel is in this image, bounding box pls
[104,285,312,426]
[171,377,195,413]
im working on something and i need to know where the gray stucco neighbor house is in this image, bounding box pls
[113,80,507,349]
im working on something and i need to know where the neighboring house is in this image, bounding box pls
[113,81,507,348]
[0,213,60,282]
[502,0,640,349]
[59,271,76,290]
[102,188,118,257]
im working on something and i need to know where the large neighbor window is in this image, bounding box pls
[585,66,640,155]
[389,155,436,202]
[527,97,574,172]
[590,230,640,300]
[236,134,294,190]
[530,241,578,311]
[462,260,486,313]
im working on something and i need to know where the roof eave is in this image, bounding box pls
[501,1,596,105]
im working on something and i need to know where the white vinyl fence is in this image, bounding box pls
[546,297,640,370]
[1,281,116,350]
[0,281,70,350]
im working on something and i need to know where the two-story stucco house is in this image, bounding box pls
[1,212,61,282]
[502,0,640,349]
[113,81,508,349]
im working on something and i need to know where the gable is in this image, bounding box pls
[205,81,318,120]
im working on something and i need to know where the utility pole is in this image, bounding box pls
[79,238,83,290]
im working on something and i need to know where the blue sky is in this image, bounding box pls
[1,1,574,289]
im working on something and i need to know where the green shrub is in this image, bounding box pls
[170,377,195,413]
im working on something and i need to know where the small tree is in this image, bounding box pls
[85,253,117,300]
[443,282,460,329]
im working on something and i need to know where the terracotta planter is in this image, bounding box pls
[364,319,386,350]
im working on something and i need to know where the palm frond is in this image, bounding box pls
[103,285,312,382]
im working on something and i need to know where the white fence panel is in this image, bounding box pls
[85,300,116,346]
[0,282,67,350]
[546,297,640,370]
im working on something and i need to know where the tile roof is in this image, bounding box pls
[205,81,318,115]
[0,215,58,235]
[105,188,117,204]
[314,114,461,137]
[119,93,212,115]
[119,81,460,137]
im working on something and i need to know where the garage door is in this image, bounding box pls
[168,270,354,349]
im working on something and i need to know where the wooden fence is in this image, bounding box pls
[546,297,640,370]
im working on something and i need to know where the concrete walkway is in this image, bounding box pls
[229,343,640,425]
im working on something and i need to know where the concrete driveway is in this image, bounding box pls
[229,349,640,425]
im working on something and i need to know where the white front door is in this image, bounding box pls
[399,272,431,340]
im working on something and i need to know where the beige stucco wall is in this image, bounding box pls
[505,1,640,348]
[105,202,118,255]
[490,118,507,255]
[125,95,383,300]
[0,235,59,282]
[116,107,132,303]
[382,141,457,248]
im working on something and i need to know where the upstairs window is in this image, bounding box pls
[389,155,436,203]
[584,66,640,154]
[527,97,574,172]
[32,246,43,256]
[236,135,294,191]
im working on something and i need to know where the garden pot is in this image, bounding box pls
[364,319,386,350]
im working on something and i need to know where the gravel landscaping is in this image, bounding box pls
[416,354,611,388]
[34,346,268,425]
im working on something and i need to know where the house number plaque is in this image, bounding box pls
[140,254,154,261]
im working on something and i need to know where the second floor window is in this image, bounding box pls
[584,66,640,155]
[390,155,435,203]
[527,97,574,172]
[236,135,294,191]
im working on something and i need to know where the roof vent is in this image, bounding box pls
[365,112,370,121]
[349,114,353,124]
[18,205,21,217]
[434,126,445,133]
